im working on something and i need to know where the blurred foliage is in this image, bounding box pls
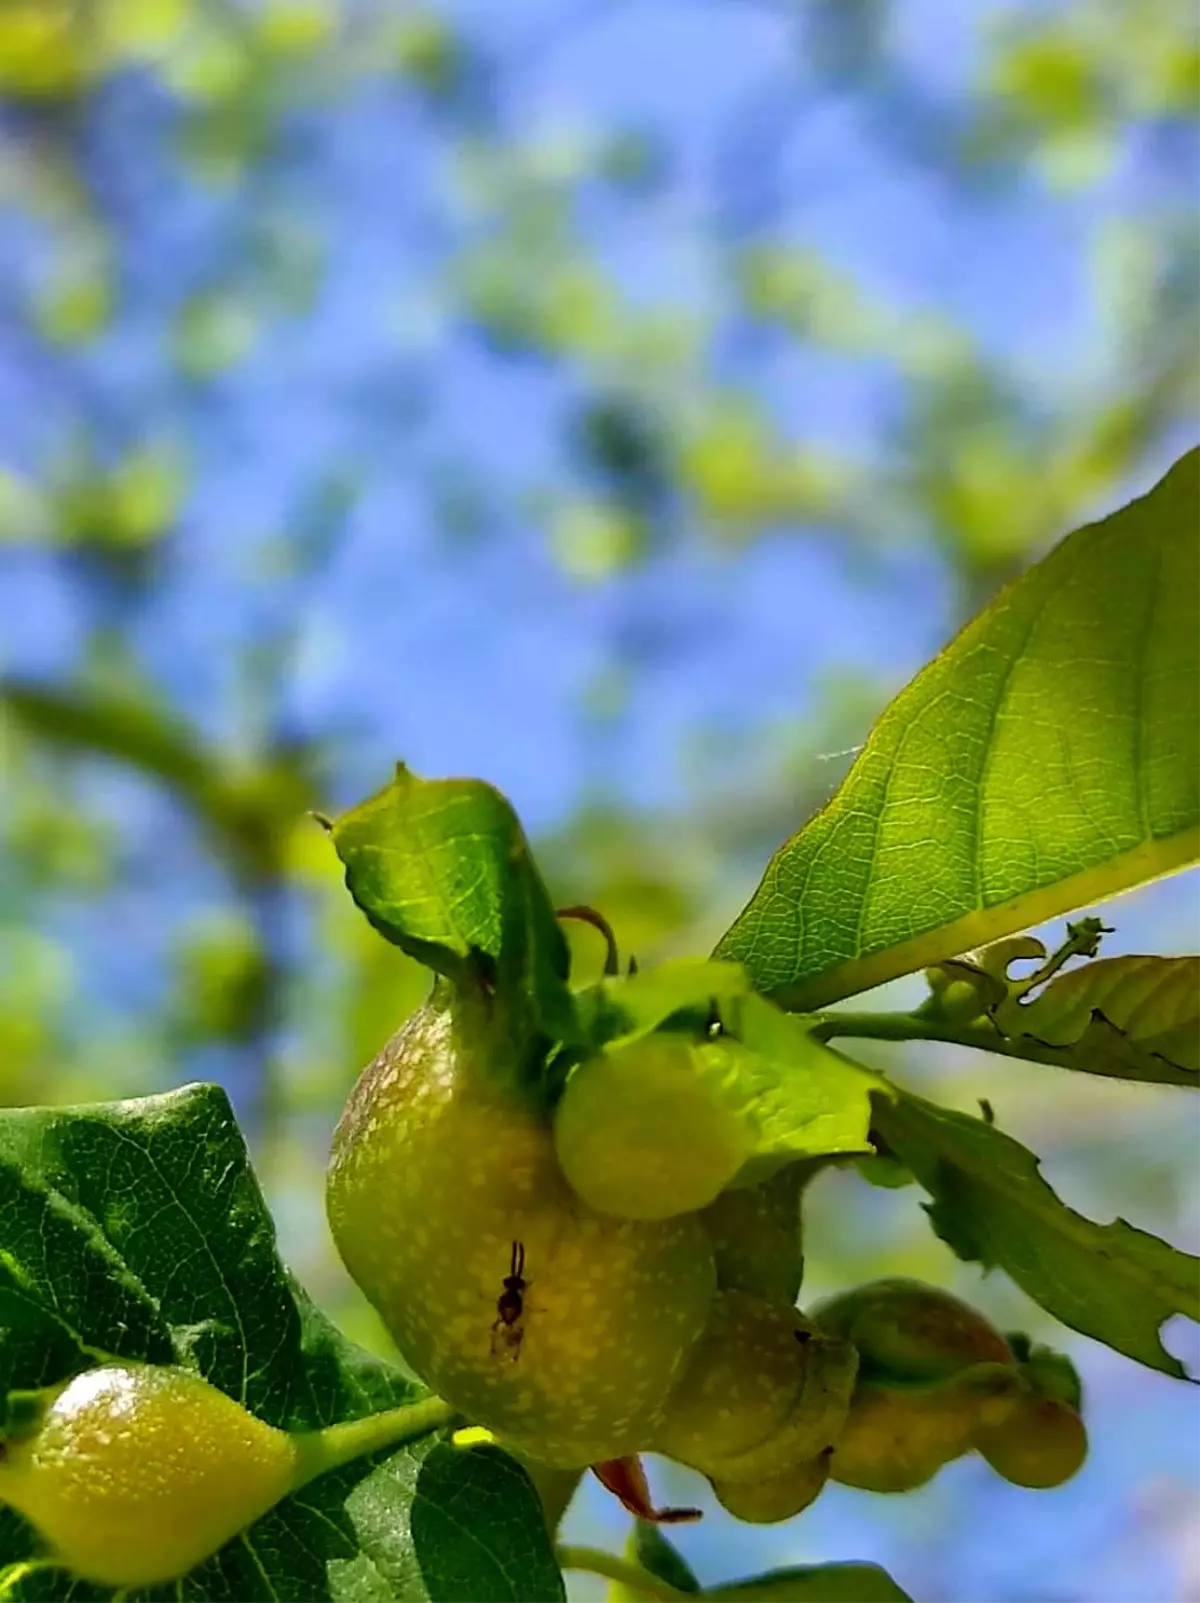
[0,0,1195,1402]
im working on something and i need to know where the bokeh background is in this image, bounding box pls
[1,1,1198,1598]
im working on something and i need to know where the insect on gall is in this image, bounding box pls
[491,1240,528,1360]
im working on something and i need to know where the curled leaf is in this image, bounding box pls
[992,954,1199,1088]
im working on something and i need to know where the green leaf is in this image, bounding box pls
[631,1525,700,1595]
[573,959,750,1050]
[0,1085,563,1602]
[329,766,576,1043]
[715,450,1200,1009]
[991,953,1199,1087]
[715,993,885,1178]
[703,1562,912,1601]
[871,1088,1200,1377]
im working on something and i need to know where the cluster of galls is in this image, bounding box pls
[327,989,1088,1521]
[0,992,1088,1592]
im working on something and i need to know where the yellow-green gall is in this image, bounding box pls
[553,1034,752,1221]
[977,1395,1088,1488]
[711,1451,831,1524]
[656,1291,857,1484]
[813,1278,1014,1384]
[328,999,716,1468]
[0,1366,296,1587]
[829,1364,1023,1493]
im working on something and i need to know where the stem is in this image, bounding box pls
[555,1546,690,1601]
[291,1396,455,1489]
[1023,916,1110,992]
[816,1006,1195,1089]
[556,905,621,976]
[813,1009,1077,1073]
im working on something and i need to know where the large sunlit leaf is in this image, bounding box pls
[990,953,1199,1087]
[0,1086,562,1602]
[871,1088,1200,1378]
[715,450,1200,1009]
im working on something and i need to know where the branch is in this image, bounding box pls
[811,1008,1099,1074]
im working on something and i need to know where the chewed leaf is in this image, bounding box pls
[0,1087,563,1602]
[715,450,1200,1009]
[703,1561,912,1601]
[330,766,578,1044]
[992,954,1199,1088]
[715,994,884,1178]
[873,1089,1200,1378]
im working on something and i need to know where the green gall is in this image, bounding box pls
[710,1451,831,1524]
[656,1291,857,1484]
[327,997,716,1468]
[700,1165,806,1303]
[0,1365,296,1587]
[553,1033,752,1221]
[813,1278,1014,1383]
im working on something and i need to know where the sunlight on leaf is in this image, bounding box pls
[716,450,1200,1009]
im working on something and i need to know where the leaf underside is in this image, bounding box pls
[872,1088,1200,1378]
[716,450,1200,1009]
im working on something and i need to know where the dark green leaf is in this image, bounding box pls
[703,1561,912,1601]
[0,1085,563,1602]
[716,450,1200,1009]
[991,953,1199,1087]
[872,1088,1200,1377]
[330,766,576,1043]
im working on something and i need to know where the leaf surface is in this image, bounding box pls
[330,766,576,1043]
[703,1562,912,1601]
[573,960,750,1050]
[0,1086,562,1602]
[716,451,1200,1008]
[991,953,1199,1087]
[871,1088,1200,1377]
[715,994,884,1178]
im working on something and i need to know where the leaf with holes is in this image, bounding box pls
[990,953,1199,1087]
[871,1088,1200,1377]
